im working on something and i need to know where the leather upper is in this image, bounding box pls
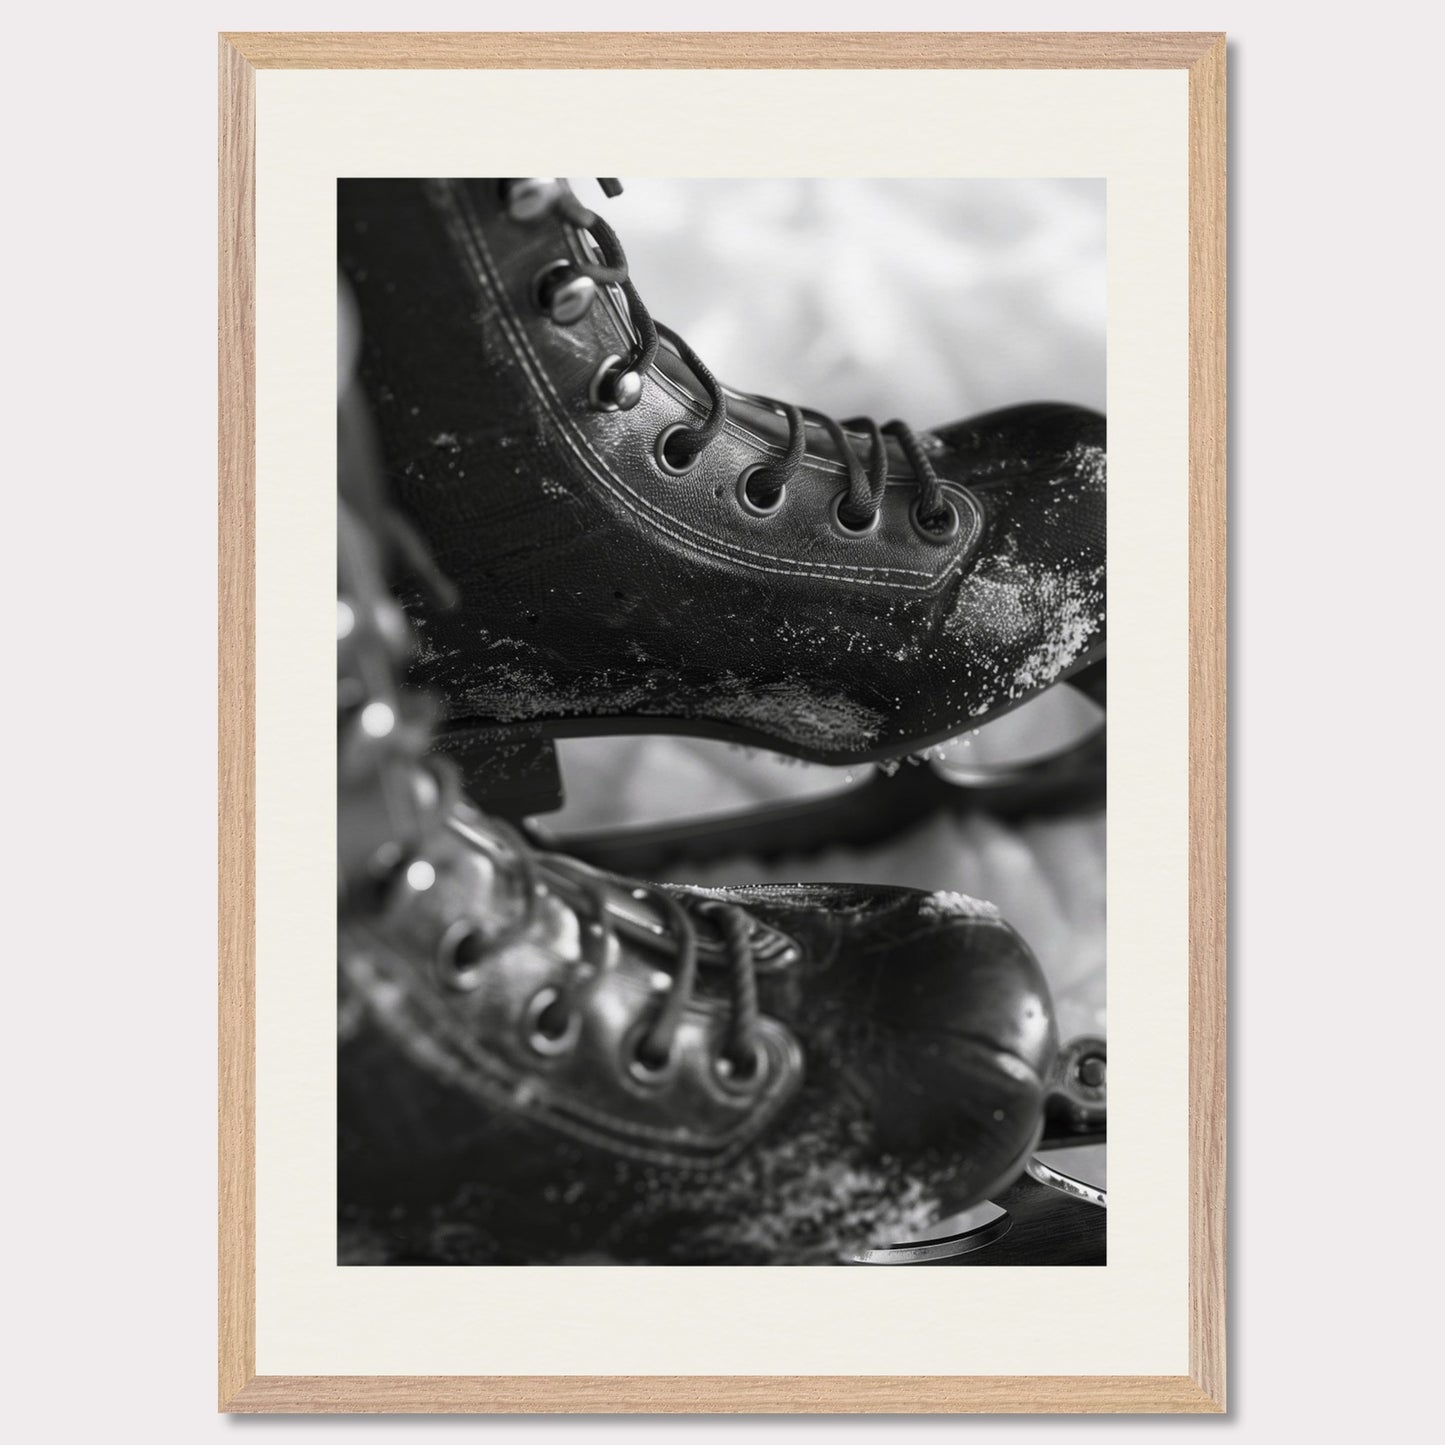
[340,850,1059,1260]
[342,818,1057,1189]
[340,178,1106,761]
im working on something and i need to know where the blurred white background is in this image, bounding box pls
[597,177,1104,418]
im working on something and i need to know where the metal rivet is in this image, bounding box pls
[502,178,559,222]
[533,260,596,325]
[589,355,643,412]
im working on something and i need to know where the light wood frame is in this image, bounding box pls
[219,30,1226,1414]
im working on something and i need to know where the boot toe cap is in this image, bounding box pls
[932,403,1106,710]
[859,899,1060,1184]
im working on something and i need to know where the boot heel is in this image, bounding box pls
[431,724,564,819]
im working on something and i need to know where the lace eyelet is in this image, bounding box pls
[532,260,596,326]
[627,1044,678,1086]
[500,178,559,222]
[829,491,882,538]
[524,986,582,1057]
[654,423,700,476]
[735,464,786,518]
[910,496,961,543]
[589,355,643,412]
[436,919,488,990]
[623,1020,680,1087]
[712,1041,768,1094]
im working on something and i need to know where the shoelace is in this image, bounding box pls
[524,179,958,538]
[369,741,765,1082]
[535,848,764,1080]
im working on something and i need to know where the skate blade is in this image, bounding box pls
[848,1143,1106,1265]
[849,1200,1011,1264]
[1028,1144,1106,1207]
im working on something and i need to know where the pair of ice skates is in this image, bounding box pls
[338,180,1106,1264]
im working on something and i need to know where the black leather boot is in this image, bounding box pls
[338,797,1064,1264]
[339,179,1105,819]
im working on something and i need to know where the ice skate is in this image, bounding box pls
[339,179,1106,857]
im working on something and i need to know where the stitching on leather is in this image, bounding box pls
[457,197,936,586]
[354,943,791,1166]
[442,185,981,591]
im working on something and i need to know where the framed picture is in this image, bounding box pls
[220,31,1226,1413]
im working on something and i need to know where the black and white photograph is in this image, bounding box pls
[336,176,1107,1266]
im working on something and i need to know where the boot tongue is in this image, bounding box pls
[594,873,687,955]
[450,801,800,971]
[449,804,669,955]
[598,876,801,974]
[443,803,549,937]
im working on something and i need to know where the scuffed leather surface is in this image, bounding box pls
[684,880,1057,1162]
[340,862,1056,1264]
[339,179,1106,761]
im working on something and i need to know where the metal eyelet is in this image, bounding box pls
[623,1020,680,1087]
[532,260,596,326]
[910,496,961,543]
[735,465,786,518]
[653,423,700,476]
[627,1046,678,1086]
[829,491,882,538]
[712,1041,768,1094]
[436,919,488,991]
[523,986,582,1057]
[588,355,643,412]
[500,178,559,222]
